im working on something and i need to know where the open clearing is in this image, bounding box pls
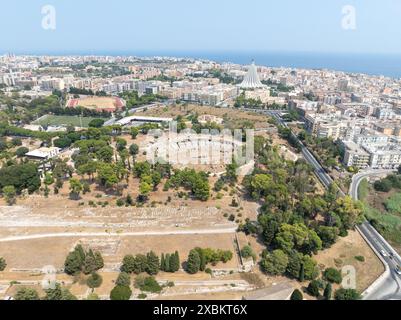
[314,230,385,292]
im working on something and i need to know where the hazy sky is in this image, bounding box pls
[1,0,401,54]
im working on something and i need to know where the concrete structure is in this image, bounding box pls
[239,61,266,89]
[25,147,61,161]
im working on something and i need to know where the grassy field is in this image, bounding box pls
[33,115,109,128]
[360,182,401,253]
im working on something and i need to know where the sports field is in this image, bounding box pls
[33,115,109,128]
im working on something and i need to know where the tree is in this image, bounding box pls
[116,272,131,287]
[110,285,132,300]
[0,162,41,193]
[14,287,40,300]
[87,272,103,288]
[69,178,83,200]
[169,251,180,272]
[0,257,6,271]
[261,250,289,276]
[89,119,105,128]
[2,185,16,205]
[130,127,139,139]
[290,289,303,301]
[54,137,72,149]
[83,250,98,275]
[186,249,201,274]
[307,280,320,297]
[64,251,83,275]
[139,180,152,200]
[15,146,29,157]
[146,251,160,275]
[302,255,319,280]
[121,254,148,274]
[299,263,305,282]
[94,251,104,270]
[44,283,77,300]
[324,268,343,284]
[324,283,332,300]
[241,245,254,259]
[334,288,361,300]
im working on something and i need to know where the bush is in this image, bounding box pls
[307,280,320,297]
[138,293,147,300]
[323,268,342,284]
[374,179,392,192]
[240,245,254,259]
[334,288,361,300]
[87,272,103,288]
[15,147,29,157]
[110,285,132,300]
[14,287,40,300]
[86,293,100,300]
[290,289,303,300]
[116,198,125,207]
[0,257,7,271]
[116,272,131,287]
[135,275,162,293]
[354,256,365,262]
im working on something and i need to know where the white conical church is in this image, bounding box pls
[239,60,266,89]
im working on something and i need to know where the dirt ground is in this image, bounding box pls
[134,104,270,129]
[314,230,385,292]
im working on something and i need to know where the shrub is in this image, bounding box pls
[116,272,131,287]
[334,288,361,300]
[0,257,6,271]
[87,293,100,300]
[290,289,303,300]
[87,272,103,288]
[135,275,162,293]
[110,285,132,300]
[14,287,40,300]
[354,256,365,262]
[323,268,342,284]
[307,280,320,297]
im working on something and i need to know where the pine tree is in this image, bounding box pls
[186,249,201,274]
[324,283,332,300]
[165,253,170,272]
[170,251,180,272]
[160,254,165,272]
[299,263,305,282]
[75,244,86,265]
[64,251,82,275]
[94,251,104,270]
[83,250,97,275]
[290,289,303,300]
[146,251,160,275]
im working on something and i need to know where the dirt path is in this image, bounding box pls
[0,227,237,243]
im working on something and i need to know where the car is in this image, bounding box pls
[380,250,389,257]
[395,267,401,276]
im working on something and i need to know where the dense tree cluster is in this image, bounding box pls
[120,251,161,275]
[240,136,363,280]
[165,168,210,201]
[186,248,233,274]
[64,245,104,275]
[0,162,41,194]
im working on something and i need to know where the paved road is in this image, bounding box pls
[350,170,401,300]
[260,110,401,300]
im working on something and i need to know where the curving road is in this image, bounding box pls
[350,170,401,300]
[260,109,401,300]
